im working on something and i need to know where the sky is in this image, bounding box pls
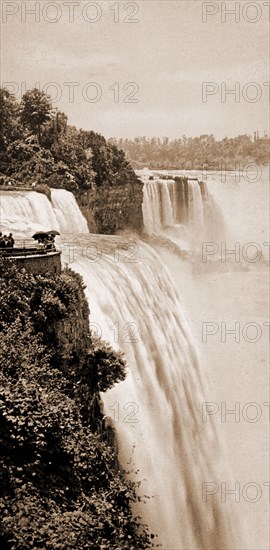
[0,0,269,139]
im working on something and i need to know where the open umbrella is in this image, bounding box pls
[32,231,49,240]
[47,230,60,236]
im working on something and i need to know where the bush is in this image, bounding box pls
[84,337,127,393]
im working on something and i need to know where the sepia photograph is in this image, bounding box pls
[0,1,269,548]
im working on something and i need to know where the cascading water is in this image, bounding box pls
[142,177,226,250]
[69,239,238,549]
[188,179,205,235]
[0,188,88,235]
[50,189,89,234]
[1,186,241,548]
[0,190,60,234]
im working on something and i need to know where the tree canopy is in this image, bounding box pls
[0,87,140,193]
[19,89,53,142]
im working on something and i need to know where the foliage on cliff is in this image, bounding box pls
[110,134,269,170]
[0,261,154,549]
[0,87,140,192]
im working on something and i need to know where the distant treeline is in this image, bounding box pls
[109,135,269,170]
[0,87,139,191]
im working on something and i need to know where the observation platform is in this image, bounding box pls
[0,244,61,275]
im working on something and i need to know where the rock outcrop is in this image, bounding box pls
[76,181,143,234]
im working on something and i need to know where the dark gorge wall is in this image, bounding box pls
[77,181,144,234]
[55,290,91,364]
[56,277,121,457]
[53,277,120,461]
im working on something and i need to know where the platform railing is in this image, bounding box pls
[0,248,47,257]
[0,241,58,257]
[14,239,37,249]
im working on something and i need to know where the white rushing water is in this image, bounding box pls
[142,176,225,251]
[50,189,89,234]
[1,172,268,548]
[70,239,238,549]
[0,188,88,235]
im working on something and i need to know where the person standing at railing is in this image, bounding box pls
[7,233,14,248]
[44,236,55,251]
[0,235,9,248]
[37,239,45,250]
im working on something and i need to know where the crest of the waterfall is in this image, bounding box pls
[0,189,89,236]
[67,237,239,549]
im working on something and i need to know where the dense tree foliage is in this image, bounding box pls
[19,89,53,142]
[0,261,154,549]
[110,134,269,170]
[0,89,21,151]
[0,87,140,192]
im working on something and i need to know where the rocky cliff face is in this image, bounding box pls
[7,251,61,276]
[76,181,144,234]
[54,284,119,456]
[55,295,90,364]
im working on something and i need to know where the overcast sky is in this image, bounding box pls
[1,0,269,139]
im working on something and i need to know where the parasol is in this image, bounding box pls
[47,230,60,236]
[32,231,49,240]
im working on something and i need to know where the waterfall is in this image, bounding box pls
[2,185,240,547]
[69,238,238,549]
[142,178,225,248]
[51,189,89,234]
[0,189,89,236]
[188,179,205,234]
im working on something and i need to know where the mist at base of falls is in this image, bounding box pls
[156,246,269,550]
